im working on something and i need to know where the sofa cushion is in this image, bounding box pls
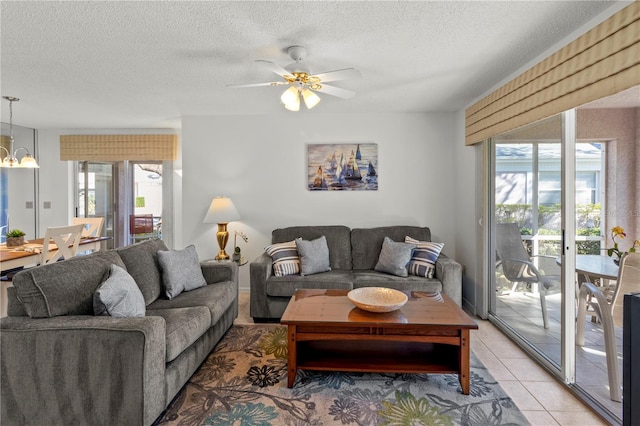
[296,236,331,276]
[406,236,444,279]
[272,226,352,270]
[157,245,207,299]
[116,239,168,306]
[352,226,431,270]
[374,237,416,277]
[147,281,236,327]
[12,250,126,318]
[94,264,146,317]
[265,270,353,297]
[353,270,443,293]
[146,306,211,362]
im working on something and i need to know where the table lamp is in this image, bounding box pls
[203,196,240,260]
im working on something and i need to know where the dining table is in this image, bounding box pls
[574,254,619,282]
[556,254,619,282]
[0,236,110,273]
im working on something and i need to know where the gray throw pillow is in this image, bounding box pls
[295,235,331,276]
[157,245,207,300]
[374,237,416,277]
[94,264,145,317]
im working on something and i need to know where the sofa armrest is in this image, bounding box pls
[200,259,239,285]
[435,255,463,307]
[249,252,274,318]
[1,315,166,426]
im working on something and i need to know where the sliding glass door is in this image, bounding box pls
[489,114,571,376]
[488,105,625,423]
[77,161,116,249]
[76,160,168,249]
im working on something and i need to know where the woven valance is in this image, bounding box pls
[465,2,640,145]
[60,134,178,161]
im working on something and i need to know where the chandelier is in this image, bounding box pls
[1,96,39,168]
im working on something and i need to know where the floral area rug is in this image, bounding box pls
[156,325,529,425]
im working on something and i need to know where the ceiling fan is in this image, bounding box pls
[228,46,361,111]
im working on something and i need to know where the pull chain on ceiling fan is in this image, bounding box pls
[228,46,361,111]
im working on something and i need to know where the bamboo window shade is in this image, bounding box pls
[465,2,640,145]
[60,134,178,161]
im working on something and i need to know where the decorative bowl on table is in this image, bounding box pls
[347,287,408,313]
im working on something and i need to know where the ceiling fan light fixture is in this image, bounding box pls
[281,86,301,111]
[229,46,359,111]
[302,89,321,109]
[284,99,300,112]
[280,86,298,105]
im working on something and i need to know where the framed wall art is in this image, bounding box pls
[307,143,378,191]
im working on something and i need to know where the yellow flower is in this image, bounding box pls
[612,226,626,238]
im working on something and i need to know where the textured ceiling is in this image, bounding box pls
[0,1,626,129]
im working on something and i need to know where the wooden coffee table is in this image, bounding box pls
[280,289,478,393]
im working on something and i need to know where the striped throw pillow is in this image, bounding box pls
[265,241,300,277]
[405,236,444,279]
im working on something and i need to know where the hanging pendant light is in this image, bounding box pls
[1,96,39,168]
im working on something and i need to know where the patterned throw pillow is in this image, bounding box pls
[405,236,444,279]
[265,241,300,276]
[93,264,145,317]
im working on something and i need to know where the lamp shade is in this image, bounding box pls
[19,154,39,168]
[281,86,300,111]
[203,196,240,224]
[302,89,321,109]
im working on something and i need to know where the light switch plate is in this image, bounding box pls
[26,201,34,209]
[43,201,51,209]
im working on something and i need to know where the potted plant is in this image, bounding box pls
[6,229,26,247]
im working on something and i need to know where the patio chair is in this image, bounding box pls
[495,223,561,329]
[577,252,640,402]
[129,214,154,244]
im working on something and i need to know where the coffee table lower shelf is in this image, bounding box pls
[296,340,459,374]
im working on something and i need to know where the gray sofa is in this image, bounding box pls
[1,239,238,426]
[250,225,462,321]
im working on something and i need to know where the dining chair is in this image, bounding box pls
[495,223,561,329]
[40,224,84,265]
[71,217,104,238]
[577,251,640,402]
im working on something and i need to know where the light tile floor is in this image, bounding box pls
[496,291,622,420]
[235,291,608,425]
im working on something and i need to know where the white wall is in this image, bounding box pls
[181,113,457,289]
[452,110,483,314]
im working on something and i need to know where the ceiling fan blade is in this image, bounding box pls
[227,82,289,88]
[314,84,355,99]
[312,68,361,83]
[256,60,292,78]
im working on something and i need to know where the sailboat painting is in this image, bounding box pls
[307,143,378,191]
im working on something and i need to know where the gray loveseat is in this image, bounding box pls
[1,239,238,426]
[250,225,461,321]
